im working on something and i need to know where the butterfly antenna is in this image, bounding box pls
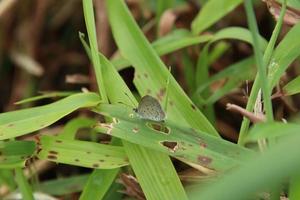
[163,66,171,115]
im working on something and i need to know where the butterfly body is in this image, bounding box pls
[134,95,165,122]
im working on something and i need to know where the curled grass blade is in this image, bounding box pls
[0,92,100,140]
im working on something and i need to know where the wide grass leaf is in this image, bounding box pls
[0,92,100,140]
[95,104,255,172]
[188,130,300,200]
[37,135,128,169]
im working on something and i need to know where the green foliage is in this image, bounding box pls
[1,0,300,199]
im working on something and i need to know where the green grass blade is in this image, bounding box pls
[37,135,128,169]
[0,93,100,140]
[58,117,96,140]
[81,32,188,199]
[113,27,265,71]
[14,91,75,105]
[14,168,34,200]
[39,174,89,196]
[95,104,255,171]
[191,0,243,34]
[245,122,300,142]
[80,169,119,200]
[283,76,300,96]
[112,29,213,71]
[0,141,36,168]
[238,0,287,144]
[289,174,300,200]
[124,143,186,200]
[152,29,213,55]
[188,131,300,200]
[193,57,255,105]
[107,0,218,137]
[82,0,107,102]
[100,53,188,200]
[0,169,16,190]
[268,22,300,89]
[244,0,273,122]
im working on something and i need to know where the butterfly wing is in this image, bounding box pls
[136,95,165,121]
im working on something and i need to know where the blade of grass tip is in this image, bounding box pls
[82,0,107,102]
[15,168,34,200]
[244,0,273,122]
[238,0,286,145]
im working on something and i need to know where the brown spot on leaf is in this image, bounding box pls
[7,123,14,127]
[49,151,58,155]
[105,154,110,157]
[93,164,99,168]
[48,155,57,160]
[144,73,148,78]
[55,140,62,143]
[99,159,104,162]
[86,151,91,154]
[132,127,139,133]
[198,155,212,166]
[146,89,152,94]
[75,159,80,162]
[137,74,141,79]
[169,101,174,106]
[199,141,207,148]
[160,141,178,153]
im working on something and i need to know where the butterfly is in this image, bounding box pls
[133,95,166,122]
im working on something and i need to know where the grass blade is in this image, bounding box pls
[0,140,36,168]
[188,131,300,200]
[37,135,128,169]
[0,93,100,140]
[191,0,242,34]
[107,0,218,137]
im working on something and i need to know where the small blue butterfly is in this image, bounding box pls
[134,95,166,122]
